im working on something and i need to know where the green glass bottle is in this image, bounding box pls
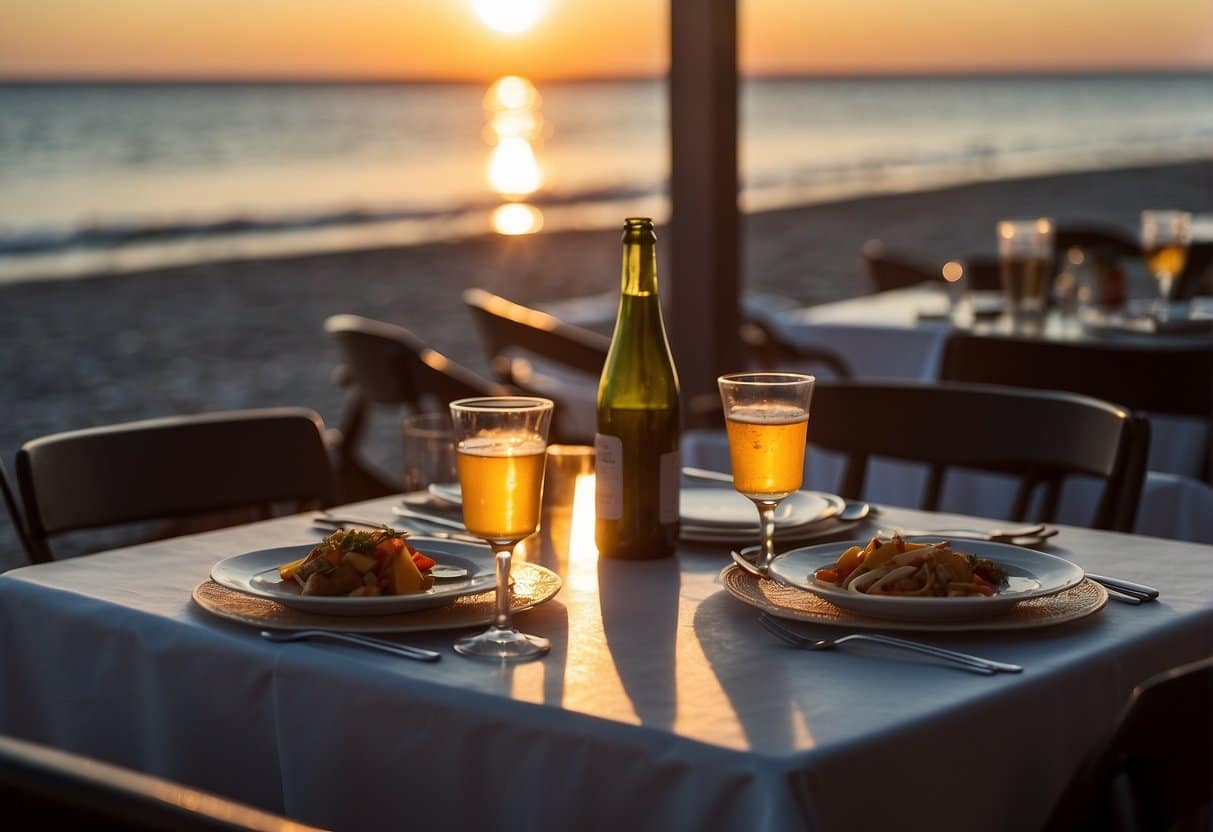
[595,218,680,559]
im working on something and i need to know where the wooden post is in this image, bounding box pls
[668,0,742,422]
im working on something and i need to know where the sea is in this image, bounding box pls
[1,73,1210,282]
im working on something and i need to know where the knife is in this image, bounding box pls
[1086,573,1160,601]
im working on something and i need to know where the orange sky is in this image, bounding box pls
[1,0,1210,80]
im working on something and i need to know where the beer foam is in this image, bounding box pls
[727,404,809,424]
[458,432,547,457]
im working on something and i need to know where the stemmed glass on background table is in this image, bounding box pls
[449,396,553,661]
[1140,209,1191,314]
[717,373,816,575]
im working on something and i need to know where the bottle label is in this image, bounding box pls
[660,449,680,524]
[594,433,623,520]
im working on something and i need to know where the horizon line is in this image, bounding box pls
[1,66,1211,86]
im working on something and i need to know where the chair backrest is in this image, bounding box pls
[1,457,34,564]
[940,333,1212,482]
[940,333,1213,419]
[738,316,853,379]
[859,239,939,292]
[323,314,512,500]
[1175,240,1213,300]
[808,380,1148,531]
[16,408,334,563]
[0,733,325,831]
[462,288,611,380]
[1043,656,1213,832]
[325,313,511,409]
[1053,222,1140,260]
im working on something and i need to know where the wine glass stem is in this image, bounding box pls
[491,541,515,631]
[756,499,780,573]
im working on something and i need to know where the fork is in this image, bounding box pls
[260,630,442,662]
[885,524,1056,544]
[757,613,1022,675]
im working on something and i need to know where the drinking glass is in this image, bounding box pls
[1140,210,1191,306]
[402,412,458,492]
[449,396,553,661]
[997,218,1054,334]
[717,373,815,575]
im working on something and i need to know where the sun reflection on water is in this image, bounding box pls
[484,74,546,235]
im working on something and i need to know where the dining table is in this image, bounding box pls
[1,465,1210,832]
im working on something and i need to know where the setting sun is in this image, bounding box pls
[473,0,548,35]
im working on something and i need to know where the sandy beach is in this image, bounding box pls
[2,158,1209,568]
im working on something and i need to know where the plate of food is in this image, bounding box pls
[767,534,1085,622]
[210,528,497,616]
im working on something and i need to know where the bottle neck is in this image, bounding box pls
[620,234,658,298]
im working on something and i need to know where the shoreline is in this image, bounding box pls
[5,156,1211,288]
[1,157,1209,566]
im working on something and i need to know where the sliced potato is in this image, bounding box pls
[277,555,309,582]
[342,551,377,574]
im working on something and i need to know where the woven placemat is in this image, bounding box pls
[721,564,1107,632]
[193,561,561,634]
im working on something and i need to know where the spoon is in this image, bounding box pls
[838,501,872,523]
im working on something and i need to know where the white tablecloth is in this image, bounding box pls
[1,499,1211,831]
[767,285,1213,542]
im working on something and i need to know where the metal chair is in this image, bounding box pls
[15,408,334,563]
[809,380,1149,531]
[324,313,512,500]
[1043,656,1213,832]
[0,732,324,831]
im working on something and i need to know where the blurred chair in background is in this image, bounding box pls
[859,239,939,292]
[0,732,323,831]
[461,289,607,444]
[808,380,1148,531]
[1174,240,1213,300]
[325,313,512,501]
[15,408,334,564]
[464,287,853,436]
[738,315,852,378]
[1043,656,1212,832]
[1053,222,1140,261]
[940,334,1213,484]
[1,458,34,565]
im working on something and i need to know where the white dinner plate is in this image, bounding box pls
[679,487,838,528]
[428,482,843,535]
[211,537,496,616]
[767,537,1085,622]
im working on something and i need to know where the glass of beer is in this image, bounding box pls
[717,373,815,575]
[997,218,1054,334]
[1141,210,1191,309]
[449,396,553,661]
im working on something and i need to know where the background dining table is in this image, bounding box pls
[702,285,1213,543]
[0,476,1210,831]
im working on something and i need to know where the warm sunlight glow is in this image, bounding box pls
[488,75,540,111]
[484,75,543,141]
[473,0,547,35]
[488,136,542,196]
[567,473,599,590]
[942,261,963,282]
[492,203,544,235]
